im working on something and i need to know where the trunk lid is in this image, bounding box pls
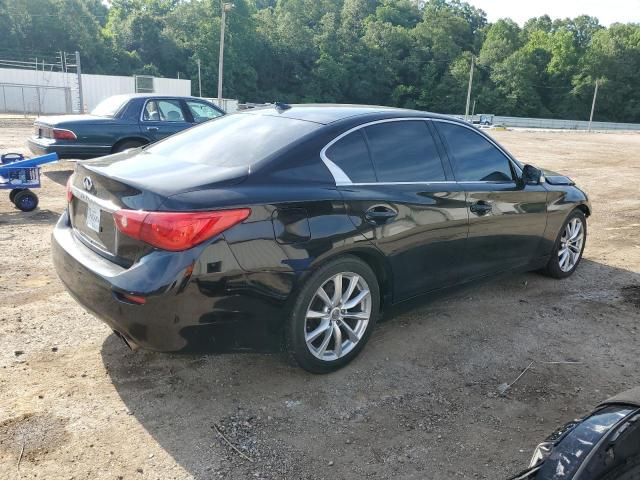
[69,149,249,265]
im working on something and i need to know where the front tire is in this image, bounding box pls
[286,256,380,373]
[542,209,587,279]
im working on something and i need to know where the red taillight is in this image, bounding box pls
[66,175,73,203]
[52,128,77,141]
[112,209,251,251]
[120,293,147,305]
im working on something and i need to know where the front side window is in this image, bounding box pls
[186,101,223,123]
[436,123,513,182]
[143,99,185,122]
[325,130,376,183]
[364,121,446,182]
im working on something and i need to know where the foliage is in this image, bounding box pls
[1,0,639,121]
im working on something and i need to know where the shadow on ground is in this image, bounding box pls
[0,208,60,227]
[101,259,640,479]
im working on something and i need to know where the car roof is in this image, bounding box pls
[110,93,209,101]
[239,103,457,125]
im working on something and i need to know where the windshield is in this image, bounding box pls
[145,113,320,168]
[91,95,129,117]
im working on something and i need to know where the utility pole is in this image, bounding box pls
[75,51,84,114]
[471,98,477,117]
[197,58,202,97]
[588,79,599,132]
[464,56,474,122]
[217,2,234,102]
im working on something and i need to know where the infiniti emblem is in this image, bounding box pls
[83,176,93,191]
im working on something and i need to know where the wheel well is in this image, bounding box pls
[576,204,591,217]
[343,250,393,309]
[111,137,148,153]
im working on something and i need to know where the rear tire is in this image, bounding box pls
[286,256,380,373]
[9,188,22,203]
[113,140,145,153]
[13,189,38,212]
[542,209,586,279]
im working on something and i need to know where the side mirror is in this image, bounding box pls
[522,164,543,185]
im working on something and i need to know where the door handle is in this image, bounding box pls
[365,206,398,225]
[146,127,159,132]
[470,201,492,216]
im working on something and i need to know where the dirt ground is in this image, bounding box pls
[1,125,639,480]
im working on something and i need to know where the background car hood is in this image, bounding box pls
[83,148,249,197]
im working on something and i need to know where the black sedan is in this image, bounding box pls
[52,105,590,373]
[28,94,224,159]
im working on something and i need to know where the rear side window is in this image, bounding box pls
[325,131,376,183]
[436,123,513,182]
[364,121,445,182]
[145,113,319,167]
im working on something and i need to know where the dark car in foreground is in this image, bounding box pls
[52,104,591,373]
[28,94,224,159]
[511,387,640,480]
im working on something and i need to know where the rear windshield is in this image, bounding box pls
[145,113,320,167]
[91,95,129,117]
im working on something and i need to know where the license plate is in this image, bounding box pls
[86,202,101,233]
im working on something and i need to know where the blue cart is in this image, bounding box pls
[0,152,59,211]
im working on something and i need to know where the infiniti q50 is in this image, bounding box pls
[52,105,590,373]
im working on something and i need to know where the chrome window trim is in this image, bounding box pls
[319,116,522,187]
[320,117,440,186]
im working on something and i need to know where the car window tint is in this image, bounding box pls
[437,123,513,182]
[145,113,319,168]
[364,121,445,182]
[187,101,223,123]
[325,131,376,183]
[157,100,185,122]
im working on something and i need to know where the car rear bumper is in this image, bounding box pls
[28,137,111,159]
[51,210,292,352]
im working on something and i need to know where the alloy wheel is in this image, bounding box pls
[304,272,371,361]
[558,217,584,272]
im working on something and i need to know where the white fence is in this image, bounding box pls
[0,67,191,114]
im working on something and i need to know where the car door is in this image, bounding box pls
[325,119,469,302]
[433,120,548,278]
[140,98,192,142]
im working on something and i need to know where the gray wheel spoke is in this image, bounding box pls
[306,319,331,343]
[342,275,359,305]
[340,320,360,343]
[316,327,333,356]
[332,323,343,358]
[306,310,327,319]
[316,286,333,308]
[342,311,369,320]
[343,289,370,310]
[332,274,343,306]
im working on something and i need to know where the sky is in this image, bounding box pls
[464,0,640,26]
